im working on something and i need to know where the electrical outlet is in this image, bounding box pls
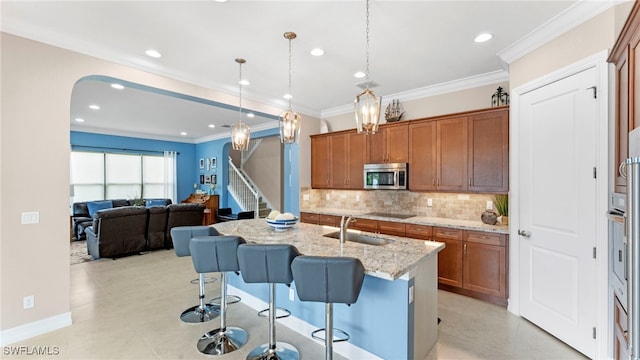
[23,295,34,309]
[356,194,361,202]
[303,194,309,201]
[21,212,39,224]
[408,286,414,303]
[427,198,433,207]
[289,288,295,301]
[487,201,493,210]
[325,194,330,200]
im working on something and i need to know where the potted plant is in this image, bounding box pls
[494,194,508,225]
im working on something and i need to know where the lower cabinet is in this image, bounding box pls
[435,227,509,306]
[614,295,629,360]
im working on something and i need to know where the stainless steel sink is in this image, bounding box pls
[323,231,393,246]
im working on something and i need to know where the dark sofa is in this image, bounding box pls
[77,199,206,259]
[86,206,149,259]
[72,198,171,240]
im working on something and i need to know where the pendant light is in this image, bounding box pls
[279,32,301,144]
[354,0,381,135]
[232,58,251,151]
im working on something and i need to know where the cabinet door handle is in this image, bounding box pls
[437,178,440,186]
[468,178,472,186]
[432,177,436,185]
[464,243,467,255]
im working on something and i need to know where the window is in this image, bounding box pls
[71,151,166,202]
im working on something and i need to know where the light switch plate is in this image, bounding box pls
[303,194,309,201]
[289,288,295,301]
[487,201,493,210]
[23,295,34,309]
[427,198,433,207]
[21,212,39,224]
[408,286,414,303]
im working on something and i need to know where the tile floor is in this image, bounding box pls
[5,249,586,360]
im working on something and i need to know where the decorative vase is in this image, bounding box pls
[481,210,498,225]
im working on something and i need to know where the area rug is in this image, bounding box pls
[70,240,93,265]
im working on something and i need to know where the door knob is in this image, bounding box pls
[518,230,531,237]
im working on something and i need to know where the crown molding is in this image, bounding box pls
[498,0,626,65]
[320,70,509,119]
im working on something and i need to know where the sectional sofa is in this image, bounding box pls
[73,199,206,259]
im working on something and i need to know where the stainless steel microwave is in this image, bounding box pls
[363,163,407,190]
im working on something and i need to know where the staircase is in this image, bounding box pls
[227,154,271,218]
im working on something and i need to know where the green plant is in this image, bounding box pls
[494,194,508,216]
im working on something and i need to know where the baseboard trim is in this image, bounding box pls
[0,312,72,346]
[228,285,382,360]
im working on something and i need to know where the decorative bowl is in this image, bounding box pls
[265,217,299,232]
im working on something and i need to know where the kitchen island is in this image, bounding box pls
[213,219,444,360]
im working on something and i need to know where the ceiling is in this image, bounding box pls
[1,1,614,143]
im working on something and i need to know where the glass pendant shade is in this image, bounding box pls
[231,58,250,151]
[279,109,301,144]
[231,121,250,151]
[355,88,381,134]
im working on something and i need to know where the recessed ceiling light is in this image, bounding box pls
[145,49,162,58]
[180,132,187,136]
[247,113,255,118]
[74,118,85,123]
[239,79,250,86]
[111,83,124,90]
[215,0,227,2]
[208,124,215,128]
[310,48,325,56]
[354,71,366,79]
[474,33,493,43]
[89,104,100,110]
[283,94,293,100]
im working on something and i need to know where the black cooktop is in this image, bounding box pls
[365,212,416,219]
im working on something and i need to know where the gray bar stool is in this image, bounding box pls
[291,256,365,360]
[237,244,300,360]
[170,226,220,323]
[191,235,248,355]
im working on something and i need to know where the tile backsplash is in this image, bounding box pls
[300,187,501,221]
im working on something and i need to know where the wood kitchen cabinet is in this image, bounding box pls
[311,135,331,188]
[435,227,508,306]
[330,131,366,189]
[350,218,406,236]
[367,122,408,163]
[614,295,629,360]
[405,224,433,240]
[409,117,467,191]
[300,212,319,224]
[610,1,640,194]
[434,227,464,287]
[311,130,365,189]
[468,108,509,193]
[300,212,340,226]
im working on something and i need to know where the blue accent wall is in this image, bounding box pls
[195,127,300,215]
[71,128,301,213]
[70,131,196,201]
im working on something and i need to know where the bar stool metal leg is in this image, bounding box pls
[180,273,220,323]
[246,283,299,360]
[196,272,248,355]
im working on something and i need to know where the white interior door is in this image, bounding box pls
[518,66,597,358]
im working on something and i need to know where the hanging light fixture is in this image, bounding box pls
[232,58,251,151]
[279,32,301,144]
[354,0,381,135]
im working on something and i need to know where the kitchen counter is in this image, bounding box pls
[212,219,442,359]
[213,218,443,280]
[301,207,510,234]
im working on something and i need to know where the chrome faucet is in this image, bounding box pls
[339,215,356,244]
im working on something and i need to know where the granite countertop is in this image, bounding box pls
[212,219,444,281]
[301,207,509,234]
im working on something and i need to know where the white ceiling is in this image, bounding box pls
[1,1,617,143]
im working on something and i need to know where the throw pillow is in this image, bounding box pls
[87,200,113,216]
[146,199,167,208]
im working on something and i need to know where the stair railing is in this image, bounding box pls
[228,156,259,218]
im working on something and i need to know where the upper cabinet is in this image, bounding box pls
[312,106,509,193]
[408,107,508,193]
[366,122,409,163]
[311,130,366,189]
[609,2,640,194]
[468,108,509,193]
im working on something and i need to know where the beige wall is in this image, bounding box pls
[0,33,282,336]
[323,81,509,132]
[509,5,630,90]
[298,114,321,189]
[244,136,282,210]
